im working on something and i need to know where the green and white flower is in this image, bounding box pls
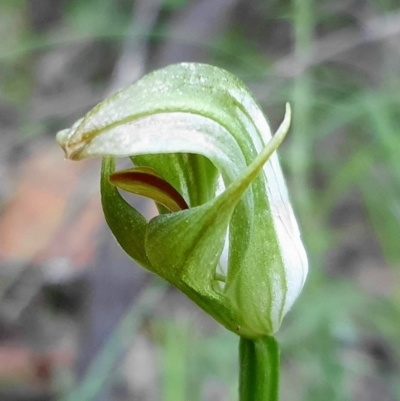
[57,63,308,338]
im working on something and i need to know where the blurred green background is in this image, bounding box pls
[0,0,399,400]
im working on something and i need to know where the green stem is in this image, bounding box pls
[239,336,280,401]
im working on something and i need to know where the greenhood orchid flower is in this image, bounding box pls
[56,63,307,339]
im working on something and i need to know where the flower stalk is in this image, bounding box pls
[239,336,280,401]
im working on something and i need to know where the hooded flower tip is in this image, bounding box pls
[56,118,86,160]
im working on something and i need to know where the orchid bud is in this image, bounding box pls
[56,63,308,338]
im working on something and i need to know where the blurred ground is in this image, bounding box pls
[0,1,400,400]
